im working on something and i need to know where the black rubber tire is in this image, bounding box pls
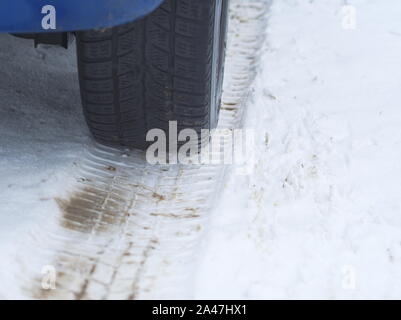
[76,0,229,149]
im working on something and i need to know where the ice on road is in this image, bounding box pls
[195,0,401,299]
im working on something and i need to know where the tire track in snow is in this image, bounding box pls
[15,0,270,300]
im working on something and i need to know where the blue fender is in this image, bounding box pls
[0,0,164,33]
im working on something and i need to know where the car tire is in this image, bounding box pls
[76,0,229,150]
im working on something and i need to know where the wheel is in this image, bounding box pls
[76,0,229,150]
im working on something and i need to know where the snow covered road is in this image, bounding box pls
[0,0,269,299]
[0,0,400,300]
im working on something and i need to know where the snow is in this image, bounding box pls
[0,1,266,299]
[0,35,90,298]
[194,0,401,299]
[0,0,400,299]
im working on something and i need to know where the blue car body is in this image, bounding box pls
[0,0,164,33]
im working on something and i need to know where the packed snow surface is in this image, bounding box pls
[0,0,400,299]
